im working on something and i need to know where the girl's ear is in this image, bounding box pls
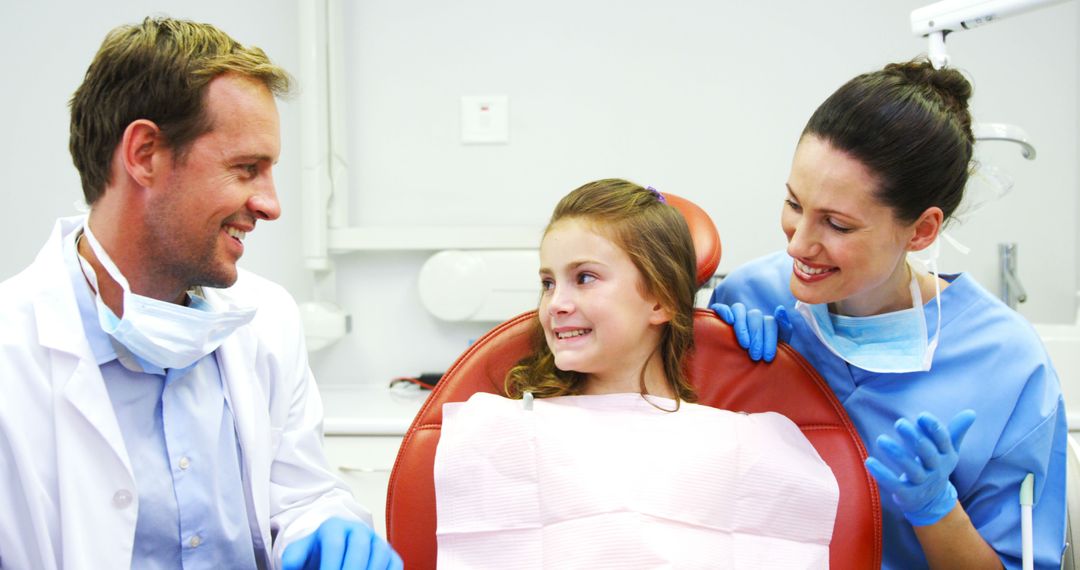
[648,301,672,326]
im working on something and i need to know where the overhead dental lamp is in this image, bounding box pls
[911,0,1063,161]
[911,0,1070,69]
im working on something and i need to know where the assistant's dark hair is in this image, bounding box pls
[504,178,699,404]
[802,58,974,223]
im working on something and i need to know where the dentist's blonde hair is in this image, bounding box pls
[505,178,698,405]
[69,16,293,204]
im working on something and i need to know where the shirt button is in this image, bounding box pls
[178,457,191,470]
[189,535,202,548]
[112,490,133,509]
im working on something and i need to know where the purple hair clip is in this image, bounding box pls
[646,186,666,204]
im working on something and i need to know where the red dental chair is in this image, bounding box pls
[385,193,882,569]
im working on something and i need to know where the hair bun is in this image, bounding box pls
[885,59,974,141]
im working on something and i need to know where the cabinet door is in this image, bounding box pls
[322,435,405,537]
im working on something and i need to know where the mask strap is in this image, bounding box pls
[926,235,947,351]
[926,259,943,353]
[940,231,970,255]
[908,237,945,355]
[81,221,133,293]
[73,232,102,294]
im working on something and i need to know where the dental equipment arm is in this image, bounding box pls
[974,123,1037,160]
[911,0,1070,68]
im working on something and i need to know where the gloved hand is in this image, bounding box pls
[710,302,792,362]
[281,517,403,570]
[864,409,977,526]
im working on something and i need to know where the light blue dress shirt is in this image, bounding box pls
[64,231,258,569]
[711,251,1067,570]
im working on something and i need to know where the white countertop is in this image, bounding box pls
[315,382,1080,434]
[318,383,431,436]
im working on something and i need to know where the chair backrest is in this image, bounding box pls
[663,192,722,286]
[385,194,881,569]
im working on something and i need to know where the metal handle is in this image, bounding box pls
[1000,243,1028,309]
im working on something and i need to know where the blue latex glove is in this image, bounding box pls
[710,302,792,362]
[281,517,403,570]
[864,410,977,526]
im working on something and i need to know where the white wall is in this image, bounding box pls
[2,1,1077,389]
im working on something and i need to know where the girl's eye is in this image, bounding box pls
[540,278,554,291]
[784,199,802,212]
[577,273,596,285]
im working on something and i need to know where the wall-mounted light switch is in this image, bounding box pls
[461,95,508,144]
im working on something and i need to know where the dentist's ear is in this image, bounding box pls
[907,206,944,252]
[119,119,165,189]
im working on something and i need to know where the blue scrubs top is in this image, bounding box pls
[710,251,1067,570]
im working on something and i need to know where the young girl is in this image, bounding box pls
[505,177,698,404]
[434,179,840,569]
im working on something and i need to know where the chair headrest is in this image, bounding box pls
[662,192,721,287]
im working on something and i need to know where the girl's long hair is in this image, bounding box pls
[504,178,699,404]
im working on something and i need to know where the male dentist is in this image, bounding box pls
[0,16,400,570]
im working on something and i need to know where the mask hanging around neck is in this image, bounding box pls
[794,255,942,374]
[80,221,256,370]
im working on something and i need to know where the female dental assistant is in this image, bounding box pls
[710,59,1066,569]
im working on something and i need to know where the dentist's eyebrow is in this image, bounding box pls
[230,152,277,165]
[785,184,857,219]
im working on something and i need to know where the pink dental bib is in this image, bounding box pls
[434,392,839,569]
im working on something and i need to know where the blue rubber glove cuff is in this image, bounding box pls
[903,480,958,526]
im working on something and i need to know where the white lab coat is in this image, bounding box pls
[0,217,370,570]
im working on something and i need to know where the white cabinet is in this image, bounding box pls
[1035,319,1080,430]
[322,435,405,537]
[316,384,428,536]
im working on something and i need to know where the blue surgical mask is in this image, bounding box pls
[80,222,256,370]
[795,264,942,374]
